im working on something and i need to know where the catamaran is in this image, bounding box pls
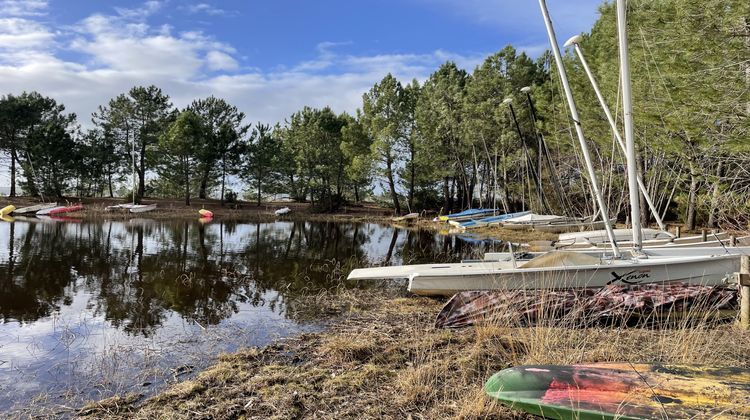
[347,0,748,296]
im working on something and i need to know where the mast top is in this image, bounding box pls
[502,98,513,105]
[564,34,583,47]
[520,86,531,93]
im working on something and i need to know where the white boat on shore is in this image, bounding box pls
[12,202,58,214]
[393,212,418,222]
[349,248,748,296]
[129,204,157,213]
[275,207,291,216]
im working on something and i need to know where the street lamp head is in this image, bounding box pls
[502,98,513,105]
[564,34,583,48]
[520,86,531,93]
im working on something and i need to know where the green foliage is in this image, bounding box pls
[187,96,249,202]
[157,110,204,205]
[245,123,284,205]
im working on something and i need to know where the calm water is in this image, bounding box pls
[0,218,499,413]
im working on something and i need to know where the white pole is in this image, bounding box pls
[616,0,643,251]
[565,35,669,234]
[537,0,620,257]
[132,134,136,205]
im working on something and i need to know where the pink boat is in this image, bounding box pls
[47,204,84,215]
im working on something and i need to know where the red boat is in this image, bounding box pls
[47,204,84,215]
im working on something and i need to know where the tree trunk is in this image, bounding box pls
[9,148,17,197]
[220,160,226,205]
[442,178,450,213]
[385,154,400,214]
[408,145,416,211]
[257,174,262,206]
[108,168,114,198]
[707,159,723,228]
[184,162,191,206]
[199,168,209,199]
[685,160,699,231]
[138,144,146,201]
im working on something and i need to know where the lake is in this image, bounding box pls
[0,218,500,414]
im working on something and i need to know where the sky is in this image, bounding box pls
[0,0,604,187]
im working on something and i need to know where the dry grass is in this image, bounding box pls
[75,286,750,419]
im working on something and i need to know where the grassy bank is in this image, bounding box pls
[77,286,750,419]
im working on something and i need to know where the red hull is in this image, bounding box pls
[48,205,84,215]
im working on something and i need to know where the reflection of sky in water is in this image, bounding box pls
[0,219,497,413]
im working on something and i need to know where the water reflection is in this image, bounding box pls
[0,218,498,412]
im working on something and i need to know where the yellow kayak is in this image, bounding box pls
[0,205,15,217]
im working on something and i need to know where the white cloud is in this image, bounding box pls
[185,3,227,16]
[0,0,48,17]
[0,17,54,50]
[0,1,484,131]
[114,0,163,20]
[206,50,238,71]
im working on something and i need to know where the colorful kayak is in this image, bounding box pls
[199,209,213,218]
[11,202,57,214]
[0,205,15,217]
[47,204,83,215]
[485,363,750,419]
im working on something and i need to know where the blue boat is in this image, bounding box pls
[451,211,532,230]
[439,208,499,222]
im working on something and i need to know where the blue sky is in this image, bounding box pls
[0,0,604,130]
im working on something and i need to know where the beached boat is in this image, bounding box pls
[47,204,83,215]
[393,212,418,222]
[12,202,57,214]
[532,218,616,233]
[500,213,572,230]
[199,209,213,218]
[0,205,15,217]
[438,208,498,222]
[275,207,291,216]
[349,247,750,296]
[407,251,741,296]
[129,204,157,213]
[37,206,64,215]
[449,211,531,230]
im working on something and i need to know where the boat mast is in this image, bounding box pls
[616,0,643,251]
[564,35,668,234]
[537,0,620,257]
[132,133,136,205]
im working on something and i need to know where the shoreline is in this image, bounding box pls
[75,285,750,419]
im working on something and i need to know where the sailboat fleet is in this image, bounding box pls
[348,0,750,296]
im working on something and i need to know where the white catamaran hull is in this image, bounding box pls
[408,254,741,296]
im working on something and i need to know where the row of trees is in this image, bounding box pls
[0,0,747,227]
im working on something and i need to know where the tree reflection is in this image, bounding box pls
[0,219,486,335]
